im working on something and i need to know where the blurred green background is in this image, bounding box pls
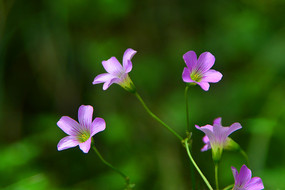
[1,0,285,189]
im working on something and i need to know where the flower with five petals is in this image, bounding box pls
[93,48,137,92]
[232,165,264,190]
[195,117,242,162]
[57,105,106,153]
[182,51,222,91]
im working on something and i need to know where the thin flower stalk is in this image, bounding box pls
[185,85,190,132]
[215,163,219,190]
[92,141,134,189]
[184,137,214,190]
[240,149,250,167]
[222,184,234,190]
[184,86,196,189]
[134,91,183,141]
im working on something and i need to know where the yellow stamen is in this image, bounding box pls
[190,72,202,82]
[79,133,90,143]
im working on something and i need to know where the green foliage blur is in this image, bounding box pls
[1,0,285,189]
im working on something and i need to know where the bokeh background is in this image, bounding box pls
[1,0,285,189]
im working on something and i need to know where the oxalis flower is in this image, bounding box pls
[57,105,106,153]
[195,117,242,162]
[182,51,222,91]
[232,165,264,190]
[93,48,137,93]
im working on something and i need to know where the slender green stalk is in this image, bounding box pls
[92,141,132,189]
[240,149,250,167]
[184,86,196,189]
[222,184,234,190]
[185,85,190,132]
[190,154,196,190]
[134,91,183,141]
[184,138,213,190]
[215,163,219,190]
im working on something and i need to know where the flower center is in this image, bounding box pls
[78,132,90,143]
[190,72,202,82]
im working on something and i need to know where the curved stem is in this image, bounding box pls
[91,141,132,188]
[184,138,213,190]
[185,86,195,189]
[185,85,190,132]
[215,163,219,190]
[134,91,183,141]
[223,184,234,190]
[240,149,250,167]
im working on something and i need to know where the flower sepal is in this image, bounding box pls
[119,75,136,93]
[186,82,197,87]
[212,146,223,163]
[224,137,240,151]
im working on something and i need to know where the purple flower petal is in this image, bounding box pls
[78,105,93,130]
[182,68,195,83]
[79,138,92,153]
[57,105,106,153]
[231,166,239,182]
[92,73,114,85]
[213,117,222,125]
[225,122,242,137]
[202,69,223,83]
[57,116,81,136]
[102,57,123,75]
[203,135,210,144]
[196,118,242,153]
[198,124,214,132]
[182,50,222,91]
[183,51,197,72]
[123,48,137,73]
[238,165,252,187]
[196,52,215,74]
[232,165,264,190]
[201,135,211,151]
[245,177,264,190]
[57,136,80,151]
[197,81,210,91]
[213,124,229,144]
[90,117,106,136]
[102,77,121,90]
[195,125,216,144]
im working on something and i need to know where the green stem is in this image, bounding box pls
[185,86,196,189]
[134,91,183,141]
[184,138,213,190]
[240,149,250,167]
[222,184,234,190]
[91,141,131,188]
[215,163,219,190]
[185,85,190,132]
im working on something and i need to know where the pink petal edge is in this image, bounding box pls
[102,57,123,75]
[78,105,93,130]
[57,116,81,136]
[123,48,137,73]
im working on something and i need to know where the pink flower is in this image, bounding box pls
[232,165,264,190]
[201,135,211,152]
[195,117,242,161]
[182,51,222,91]
[93,48,137,92]
[57,105,106,153]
